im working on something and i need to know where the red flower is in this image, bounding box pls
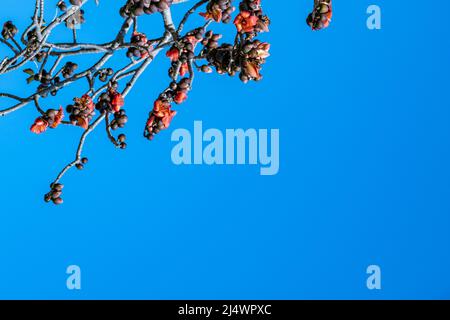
[234,11,259,33]
[74,116,89,129]
[166,47,180,61]
[110,91,124,113]
[153,99,171,117]
[200,6,223,22]
[186,35,200,46]
[30,107,64,134]
[75,94,95,112]
[179,63,189,77]
[132,31,148,44]
[30,117,49,134]
[152,100,177,129]
[49,107,64,129]
[174,90,188,104]
[161,109,177,128]
[146,114,156,128]
[83,95,94,112]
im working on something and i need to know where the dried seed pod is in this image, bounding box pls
[120,0,174,18]
[1,21,18,39]
[307,0,333,30]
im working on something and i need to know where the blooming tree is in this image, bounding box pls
[0,0,332,204]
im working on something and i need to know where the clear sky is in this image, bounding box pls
[0,0,449,299]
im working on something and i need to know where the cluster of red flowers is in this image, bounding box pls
[307,0,332,31]
[172,79,191,105]
[145,0,271,141]
[30,107,64,134]
[144,77,191,140]
[200,0,235,23]
[144,100,177,140]
[145,26,211,140]
[31,89,124,134]
[195,0,270,83]
[234,0,269,34]
[96,83,125,114]
[166,28,204,78]
[127,32,154,59]
[66,94,95,129]
[110,92,124,113]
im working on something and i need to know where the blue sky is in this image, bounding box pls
[0,0,449,299]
